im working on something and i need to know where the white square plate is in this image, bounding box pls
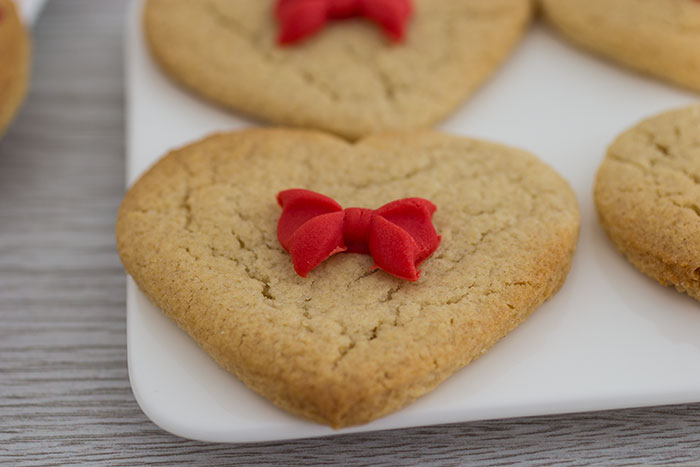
[125,0,700,443]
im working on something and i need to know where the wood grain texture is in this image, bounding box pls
[1,0,699,464]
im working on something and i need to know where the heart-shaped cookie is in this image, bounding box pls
[540,0,700,92]
[116,129,579,427]
[0,0,30,136]
[143,0,532,139]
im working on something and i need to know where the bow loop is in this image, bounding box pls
[276,0,413,45]
[286,211,346,277]
[359,0,413,42]
[276,188,342,250]
[374,197,440,264]
[276,189,440,281]
[368,215,422,281]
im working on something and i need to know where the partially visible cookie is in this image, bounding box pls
[595,105,700,301]
[143,0,532,140]
[540,0,700,91]
[116,128,579,427]
[0,0,30,136]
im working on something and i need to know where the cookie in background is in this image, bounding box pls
[595,105,700,302]
[143,0,533,140]
[0,0,30,137]
[540,0,700,92]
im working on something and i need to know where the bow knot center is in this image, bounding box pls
[276,0,413,45]
[343,207,373,253]
[327,0,363,18]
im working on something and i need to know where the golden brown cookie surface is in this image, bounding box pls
[143,0,532,139]
[540,0,700,91]
[116,129,579,427]
[0,0,30,136]
[595,105,700,302]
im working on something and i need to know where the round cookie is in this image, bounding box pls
[0,0,30,136]
[116,129,580,427]
[540,0,700,92]
[595,105,700,301]
[143,0,532,140]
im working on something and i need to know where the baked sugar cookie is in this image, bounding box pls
[0,0,30,136]
[143,0,532,139]
[540,0,700,92]
[595,105,700,301]
[116,129,579,427]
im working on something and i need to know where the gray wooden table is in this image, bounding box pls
[2,1,700,464]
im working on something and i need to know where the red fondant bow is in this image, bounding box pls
[276,0,413,45]
[276,189,440,281]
